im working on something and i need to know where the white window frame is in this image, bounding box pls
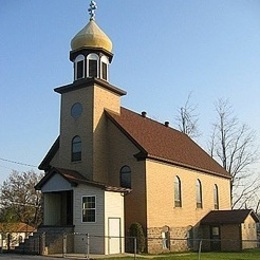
[74,54,85,80]
[174,176,182,207]
[196,179,203,208]
[87,53,99,78]
[214,184,219,209]
[82,195,96,223]
[71,135,82,162]
[100,55,109,81]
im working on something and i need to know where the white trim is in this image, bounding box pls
[174,175,182,207]
[100,55,109,81]
[108,217,122,254]
[74,54,85,80]
[81,195,97,223]
[87,53,99,78]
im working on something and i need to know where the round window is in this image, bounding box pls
[71,102,83,118]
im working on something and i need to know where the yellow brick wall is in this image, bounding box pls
[55,86,94,179]
[107,119,147,229]
[146,159,231,228]
[106,117,231,248]
[50,82,121,181]
[92,84,121,183]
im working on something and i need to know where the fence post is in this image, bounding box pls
[63,234,67,258]
[134,237,137,260]
[86,233,90,260]
[40,232,46,255]
[198,240,202,260]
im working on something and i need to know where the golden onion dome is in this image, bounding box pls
[71,20,113,53]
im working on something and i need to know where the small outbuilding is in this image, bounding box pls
[200,209,259,251]
[0,223,35,250]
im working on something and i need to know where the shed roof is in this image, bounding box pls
[200,209,259,225]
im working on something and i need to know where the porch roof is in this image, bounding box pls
[200,209,259,225]
[35,167,130,193]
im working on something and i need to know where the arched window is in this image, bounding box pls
[87,53,99,78]
[74,55,85,80]
[120,165,131,188]
[101,56,109,81]
[72,136,82,162]
[174,176,182,207]
[162,226,170,249]
[214,184,219,209]
[196,179,203,208]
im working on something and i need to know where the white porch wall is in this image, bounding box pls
[73,184,105,254]
[104,191,125,254]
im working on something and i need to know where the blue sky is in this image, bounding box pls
[1,0,260,184]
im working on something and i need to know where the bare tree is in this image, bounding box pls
[175,93,200,138]
[0,170,43,227]
[209,99,259,209]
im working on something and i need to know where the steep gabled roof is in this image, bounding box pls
[39,106,230,179]
[200,209,259,224]
[38,136,59,170]
[35,167,130,193]
[106,107,230,178]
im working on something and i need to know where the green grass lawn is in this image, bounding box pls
[152,250,260,259]
[103,249,260,260]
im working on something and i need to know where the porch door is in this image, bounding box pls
[108,218,121,254]
[211,226,221,251]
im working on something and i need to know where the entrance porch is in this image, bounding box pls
[43,191,73,226]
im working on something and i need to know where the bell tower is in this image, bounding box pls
[70,1,113,82]
[53,1,126,182]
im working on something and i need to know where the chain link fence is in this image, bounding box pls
[41,233,260,258]
[1,232,260,258]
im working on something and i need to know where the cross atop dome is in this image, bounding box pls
[88,1,97,21]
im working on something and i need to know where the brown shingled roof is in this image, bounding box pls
[106,107,230,178]
[38,136,59,171]
[200,209,259,224]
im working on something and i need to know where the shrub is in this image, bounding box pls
[129,222,146,253]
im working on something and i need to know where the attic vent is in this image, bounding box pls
[165,121,169,127]
[141,111,147,118]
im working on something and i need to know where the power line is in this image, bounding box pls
[0,157,37,168]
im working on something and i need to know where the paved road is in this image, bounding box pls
[0,254,63,260]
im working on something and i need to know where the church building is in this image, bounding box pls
[34,1,258,255]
